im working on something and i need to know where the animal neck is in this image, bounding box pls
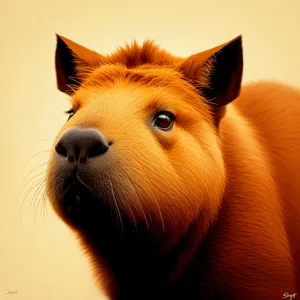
[79,210,217,299]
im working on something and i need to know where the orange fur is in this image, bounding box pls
[46,35,300,299]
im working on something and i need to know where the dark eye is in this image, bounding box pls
[153,111,174,131]
[65,109,75,120]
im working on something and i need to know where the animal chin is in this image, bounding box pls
[56,177,104,226]
[52,174,129,237]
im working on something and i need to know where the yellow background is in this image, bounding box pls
[1,0,299,299]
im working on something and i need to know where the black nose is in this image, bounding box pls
[55,128,109,163]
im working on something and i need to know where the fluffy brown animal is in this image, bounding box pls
[46,34,300,299]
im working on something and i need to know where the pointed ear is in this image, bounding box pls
[55,34,104,95]
[181,35,243,125]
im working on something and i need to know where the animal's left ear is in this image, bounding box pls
[55,34,104,95]
[181,35,243,125]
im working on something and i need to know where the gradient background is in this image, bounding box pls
[1,0,300,299]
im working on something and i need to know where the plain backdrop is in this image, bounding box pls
[1,0,300,299]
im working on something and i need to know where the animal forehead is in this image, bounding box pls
[70,85,211,135]
[84,63,187,89]
[74,64,209,115]
[72,83,210,124]
[73,84,183,111]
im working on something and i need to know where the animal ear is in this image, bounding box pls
[181,35,243,124]
[55,34,104,95]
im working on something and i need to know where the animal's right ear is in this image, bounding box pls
[55,34,104,95]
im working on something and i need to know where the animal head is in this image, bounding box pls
[46,34,243,247]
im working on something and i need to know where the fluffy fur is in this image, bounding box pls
[46,34,300,300]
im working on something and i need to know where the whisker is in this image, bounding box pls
[21,168,47,194]
[41,188,49,219]
[123,173,150,230]
[35,139,53,142]
[108,180,124,236]
[127,204,137,233]
[32,179,46,226]
[135,160,165,233]
[26,177,45,213]
[20,176,43,221]
[24,150,50,169]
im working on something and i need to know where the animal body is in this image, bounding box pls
[46,34,300,299]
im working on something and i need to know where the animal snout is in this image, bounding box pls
[55,128,109,164]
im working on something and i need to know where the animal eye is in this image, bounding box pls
[65,109,75,120]
[153,111,174,131]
